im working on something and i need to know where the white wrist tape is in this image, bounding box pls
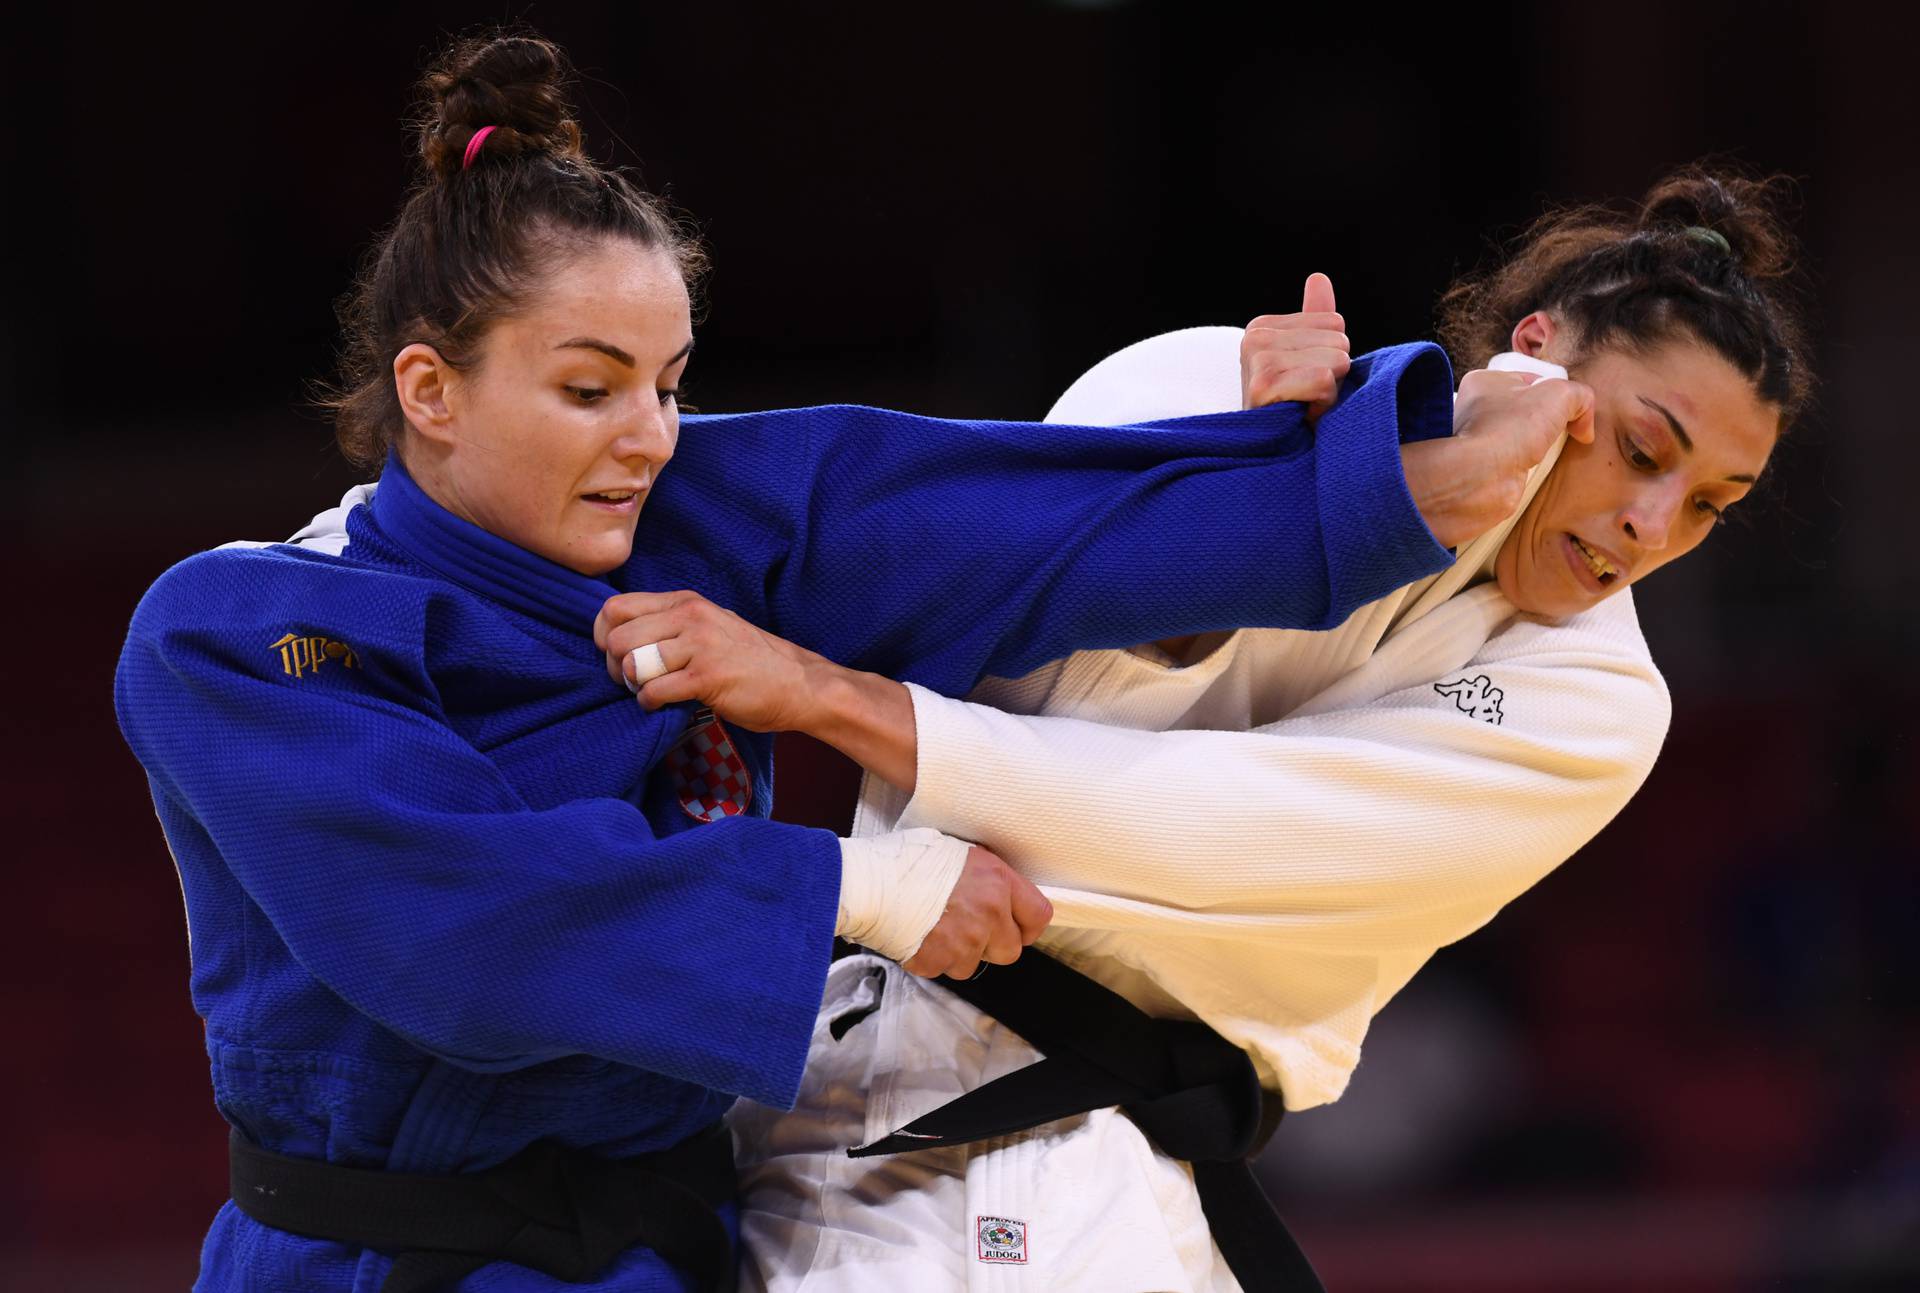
[836,828,972,963]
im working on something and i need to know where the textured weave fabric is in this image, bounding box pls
[642,347,1459,681]
[736,332,1670,1292]
[882,333,1670,1111]
[116,365,1457,1292]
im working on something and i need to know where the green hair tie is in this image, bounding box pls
[1683,225,1731,255]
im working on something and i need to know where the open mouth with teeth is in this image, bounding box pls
[1570,534,1619,585]
[582,490,643,505]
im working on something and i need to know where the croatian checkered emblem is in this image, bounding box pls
[976,1215,1028,1264]
[664,708,752,822]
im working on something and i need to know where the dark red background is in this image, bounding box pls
[6,2,1916,1288]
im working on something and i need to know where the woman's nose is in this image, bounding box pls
[1619,480,1684,551]
[614,402,677,466]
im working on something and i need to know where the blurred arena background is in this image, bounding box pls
[5,1,1916,1288]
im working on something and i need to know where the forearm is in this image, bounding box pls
[1401,435,1520,551]
[655,343,1455,698]
[895,613,1669,953]
[901,695,1626,952]
[800,659,918,794]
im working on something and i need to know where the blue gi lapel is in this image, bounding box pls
[354,452,702,819]
[367,453,617,633]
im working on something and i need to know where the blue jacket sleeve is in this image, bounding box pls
[649,342,1455,694]
[113,557,839,1108]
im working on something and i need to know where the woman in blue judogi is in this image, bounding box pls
[113,34,1565,1293]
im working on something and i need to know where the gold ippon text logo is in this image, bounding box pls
[270,633,358,678]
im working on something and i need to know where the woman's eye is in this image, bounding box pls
[658,388,679,407]
[1695,498,1724,524]
[1625,440,1658,470]
[566,386,609,404]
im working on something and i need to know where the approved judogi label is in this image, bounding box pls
[976,1216,1028,1264]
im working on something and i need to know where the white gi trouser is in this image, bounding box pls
[732,953,1236,1293]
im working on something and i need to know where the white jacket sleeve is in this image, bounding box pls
[895,594,1671,956]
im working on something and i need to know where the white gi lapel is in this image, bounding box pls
[1289,583,1518,718]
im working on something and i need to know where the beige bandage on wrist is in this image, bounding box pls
[835,828,971,963]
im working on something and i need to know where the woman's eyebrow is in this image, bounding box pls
[1637,394,1757,483]
[1637,395,1694,452]
[555,337,636,367]
[554,336,694,372]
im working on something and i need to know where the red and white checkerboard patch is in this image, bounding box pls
[664,710,752,823]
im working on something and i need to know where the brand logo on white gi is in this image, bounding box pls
[977,1215,1028,1264]
[1434,674,1504,725]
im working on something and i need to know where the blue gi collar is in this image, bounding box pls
[366,453,617,633]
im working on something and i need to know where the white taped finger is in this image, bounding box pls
[625,642,670,693]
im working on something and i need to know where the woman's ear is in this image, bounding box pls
[394,343,457,445]
[1509,311,1558,359]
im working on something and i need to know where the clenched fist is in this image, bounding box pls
[1403,368,1597,550]
[904,844,1054,980]
[594,589,828,732]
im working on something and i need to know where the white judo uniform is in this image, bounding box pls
[730,329,1673,1292]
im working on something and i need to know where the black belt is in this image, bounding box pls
[849,951,1325,1292]
[229,1120,736,1293]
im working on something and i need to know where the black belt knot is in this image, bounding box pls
[847,951,1323,1293]
[1126,1016,1268,1163]
[230,1121,735,1293]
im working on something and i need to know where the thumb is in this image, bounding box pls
[1302,271,1336,317]
[1561,379,1596,445]
[1010,874,1054,943]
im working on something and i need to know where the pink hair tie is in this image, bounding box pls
[461,125,498,172]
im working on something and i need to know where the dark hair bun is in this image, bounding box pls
[326,27,705,471]
[417,34,584,180]
[1638,163,1798,281]
[1434,159,1814,427]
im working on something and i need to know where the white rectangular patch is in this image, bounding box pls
[976,1215,1029,1264]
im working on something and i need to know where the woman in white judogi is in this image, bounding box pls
[724,167,1813,1291]
[728,328,1653,1292]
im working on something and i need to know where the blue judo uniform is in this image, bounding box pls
[114,344,1454,1290]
